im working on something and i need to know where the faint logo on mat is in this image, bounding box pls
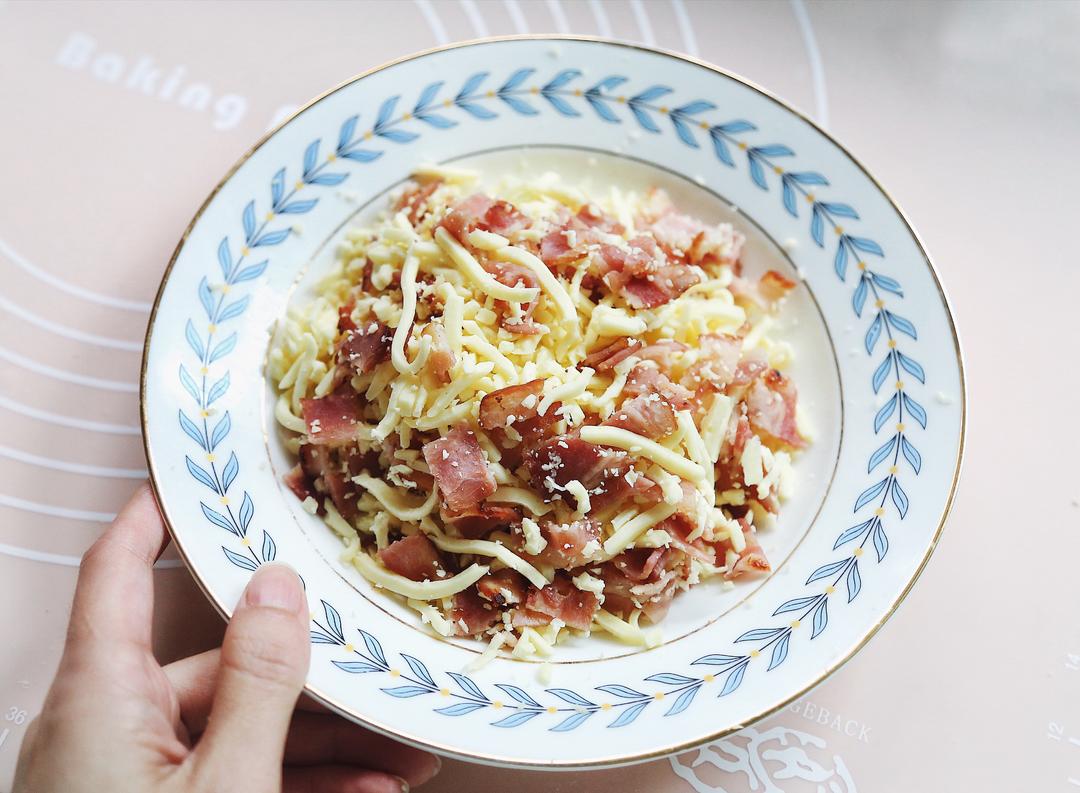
[670,725,857,793]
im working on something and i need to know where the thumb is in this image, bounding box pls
[192,563,309,791]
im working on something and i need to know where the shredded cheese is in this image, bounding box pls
[700,394,735,463]
[521,517,548,555]
[602,502,679,557]
[565,479,592,516]
[491,487,553,516]
[352,473,438,522]
[435,227,539,303]
[427,533,549,589]
[580,425,706,483]
[352,552,488,600]
[493,244,577,325]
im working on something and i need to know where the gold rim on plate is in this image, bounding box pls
[141,34,967,769]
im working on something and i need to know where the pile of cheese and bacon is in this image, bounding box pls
[269,168,806,660]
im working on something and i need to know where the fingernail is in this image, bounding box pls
[243,563,304,613]
[431,754,442,777]
[395,776,410,793]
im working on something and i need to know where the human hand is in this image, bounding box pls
[13,483,441,793]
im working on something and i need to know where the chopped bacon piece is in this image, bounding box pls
[346,448,380,478]
[580,337,642,372]
[576,203,625,234]
[378,534,444,581]
[483,261,545,335]
[727,520,771,578]
[730,270,797,308]
[611,547,669,583]
[284,464,316,503]
[422,425,497,512]
[338,320,392,375]
[661,514,716,565]
[502,317,546,336]
[600,563,637,603]
[394,179,442,226]
[451,587,500,636]
[746,370,805,448]
[440,193,528,243]
[476,569,529,606]
[509,608,551,628]
[591,234,655,280]
[635,340,687,370]
[649,212,703,257]
[682,333,742,392]
[688,225,745,267]
[477,379,560,466]
[735,361,769,390]
[299,442,331,482]
[487,260,539,291]
[759,270,797,302]
[524,435,661,511]
[591,232,699,308]
[422,322,455,385]
[526,436,627,493]
[592,466,664,514]
[442,502,521,540]
[301,392,364,445]
[483,199,529,236]
[540,228,579,268]
[440,194,492,242]
[616,265,700,309]
[641,582,678,623]
[479,379,545,431]
[645,200,745,268]
[599,557,677,624]
[622,364,695,411]
[713,409,753,492]
[325,469,359,522]
[513,575,599,631]
[338,301,357,333]
[532,518,601,568]
[604,393,678,439]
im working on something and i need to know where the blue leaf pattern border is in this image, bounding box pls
[174,66,928,732]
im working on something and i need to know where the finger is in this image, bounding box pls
[167,653,439,787]
[166,650,329,735]
[163,649,220,735]
[283,712,440,787]
[284,766,407,793]
[191,563,309,790]
[66,482,166,659]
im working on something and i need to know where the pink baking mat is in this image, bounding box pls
[1,1,1078,790]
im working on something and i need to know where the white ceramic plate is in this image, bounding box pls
[142,37,965,770]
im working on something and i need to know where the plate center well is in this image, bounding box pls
[264,146,843,663]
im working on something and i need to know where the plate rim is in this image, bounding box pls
[140,34,967,769]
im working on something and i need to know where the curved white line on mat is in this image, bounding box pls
[629,0,656,46]
[587,0,613,38]
[0,345,138,393]
[670,0,699,57]
[790,0,830,128]
[0,291,142,352]
[503,0,529,34]
[0,541,185,568]
[544,0,570,33]
[460,0,490,37]
[0,444,146,478]
[0,393,141,435]
[0,233,152,313]
[414,0,450,45]
[0,492,116,523]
